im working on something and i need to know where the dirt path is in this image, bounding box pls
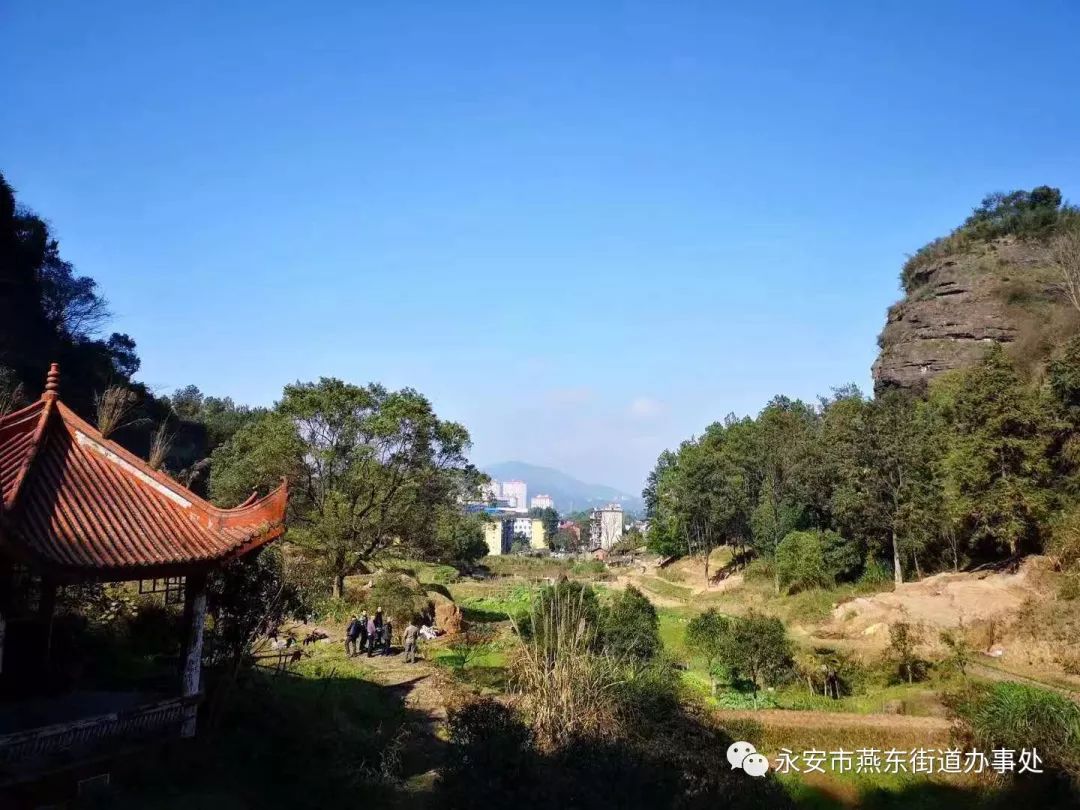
[968,660,1080,703]
[715,708,951,735]
[358,648,450,721]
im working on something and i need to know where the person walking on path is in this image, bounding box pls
[345,615,360,657]
[403,620,419,663]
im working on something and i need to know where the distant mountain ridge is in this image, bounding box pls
[481,461,643,515]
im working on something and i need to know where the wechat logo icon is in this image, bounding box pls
[727,741,770,777]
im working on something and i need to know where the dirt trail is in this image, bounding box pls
[715,708,951,735]
[357,647,450,722]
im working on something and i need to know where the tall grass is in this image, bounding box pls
[94,384,138,438]
[957,682,1080,780]
[148,421,173,470]
[509,583,623,749]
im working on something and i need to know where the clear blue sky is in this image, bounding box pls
[3,2,1079,493]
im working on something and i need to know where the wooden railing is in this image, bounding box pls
[0,694,200,783]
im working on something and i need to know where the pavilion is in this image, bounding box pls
[0,364,287,788]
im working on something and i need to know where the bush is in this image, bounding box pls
[857,555,892,588]
[365,572,429,629]
[955,682,1080,782]
[437,699,538,809]
[888,621,927,684]
[821,529,862,583]
[776,530,830,593]
[742,558,774,583]
[601,585,660,660]
[687,610,793,695]
[900,186,1079,292]
[570,559,608,578]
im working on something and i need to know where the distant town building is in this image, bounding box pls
[530,494,554,511]
[500,480,528,513]
[483,515,548,555]
[589,503,624,550]
[557,520,581,543]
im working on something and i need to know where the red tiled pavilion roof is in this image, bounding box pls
[0,365,287,580]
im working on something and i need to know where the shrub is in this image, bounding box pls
[365,572,429,629]
[742,558,774,583]
[888,621,926,684]
[688,610,793,695]
[776,530,830,593]
[601,585,660,660]
[437,699,538,808]
[821,530,863,583]
[857,555,892,588]
[685,609,731,695]
[939,626,972,676]
[955,682,1080,781]
[900,186,1079,292]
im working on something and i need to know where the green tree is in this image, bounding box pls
[601,585,659,660]
[685,608,730,695]
[716,613,794,695]
[935,346,1054,559]
[775,530,830,593]
[211,378,473,597]
[751,398,818,590]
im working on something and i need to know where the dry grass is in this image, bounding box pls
[1048,224,1080,314]
[148,421,173,470]
[0,381,26,417]
[94,385,139,438]
[509,584,623,749]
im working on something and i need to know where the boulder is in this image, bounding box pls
[428,589,465,635]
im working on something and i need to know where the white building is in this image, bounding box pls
[590,504,624,550]
[530,494,554,511]
[512,517,533,539]
[501,480,528,513]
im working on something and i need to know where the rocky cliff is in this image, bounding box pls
[872,237,1072,391]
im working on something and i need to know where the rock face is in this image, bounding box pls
[428,590,465,635]
[873,238,1066,390]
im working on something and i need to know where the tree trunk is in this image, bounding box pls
[703,546,710,591]
[332,574,345,600]
[892,532,903,587]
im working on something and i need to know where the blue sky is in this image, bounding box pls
[2,2,1079,493]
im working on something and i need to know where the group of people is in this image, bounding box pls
[345,609,421,662]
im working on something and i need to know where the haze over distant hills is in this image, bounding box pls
[481,461,644,515]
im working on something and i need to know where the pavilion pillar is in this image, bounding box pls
[38,579,58,664]
[180,570,208,738]
[0,562,10,675]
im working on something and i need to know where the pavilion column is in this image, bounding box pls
[0,562,10,675]
[180,570,208,738]
[38,579,58,664]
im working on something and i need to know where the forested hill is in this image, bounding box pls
[874,186,1080,390]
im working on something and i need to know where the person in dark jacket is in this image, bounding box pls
[381,619,393,656]
[345,615,360,657]
[366,613,378,657]
[357,610,369,653]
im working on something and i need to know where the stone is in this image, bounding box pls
[872,237,1068,391]
[435,600,464,635]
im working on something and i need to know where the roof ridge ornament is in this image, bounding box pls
[44,362,60,397]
